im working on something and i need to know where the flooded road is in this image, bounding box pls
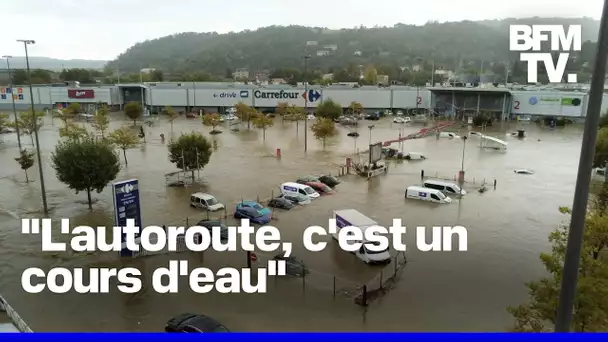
[0,114,583,331]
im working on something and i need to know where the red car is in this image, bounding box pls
[305,182,333,195]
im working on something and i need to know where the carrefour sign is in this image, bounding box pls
[253,89,321,102]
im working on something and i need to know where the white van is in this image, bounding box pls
[423,179,467,195]
[190,192,225,211]
[333,209,391,264]
[281,182,319,199]
[404,152,426,160]
[405,186,452,204]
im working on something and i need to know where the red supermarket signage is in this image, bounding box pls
[67,89,95,99]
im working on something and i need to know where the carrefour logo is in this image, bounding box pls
[240,90,249,98]
[253,89,321,102]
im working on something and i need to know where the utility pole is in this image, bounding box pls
[2,55,22,150]
[17,39,48,214]
[302,55,311,152]
[555,0,608,331]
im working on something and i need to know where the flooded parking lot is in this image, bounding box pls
[0,114,584,331]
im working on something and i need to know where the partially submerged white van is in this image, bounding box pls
[332,209,391,264]
[190,192,225,211]
[423,179,467,195]
[405,186,452,204]
[281,182,319,199]
[404,152,426,160]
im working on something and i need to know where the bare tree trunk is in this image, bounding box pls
[296,122,299,133]
[24,170,29,183]
[123,149,128,165]
[87,188,92,210]
[30,134,34,146]
[263,129,266,140]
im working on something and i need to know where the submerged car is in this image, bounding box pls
[272,254,309,277]
[195,220,229,241]
[235,201,272,224]
[165,313,229,333]
[280,193,311,205]
[318,175,340,187]
[304,181,333,195]
[267,197,294,210]
[296,175,320,184]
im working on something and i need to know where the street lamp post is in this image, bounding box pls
[2,55,22,150]
[555,0,608,331]
[17,39,48,214]
[302,55,311,152]
[459,136,467,192]
[368,125,375,147]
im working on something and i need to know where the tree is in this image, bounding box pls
[53,109,74,125]
[311,118,338,148]
[124,101,142,126]
[284,106,307,133]
[14,149,35,182]
[316,99,342,120]
[235,102,255,129]
[108,127,140,165]
[507,206,608,332]
[0,113,8,132]
[276,102,289,116]
[348,101,364,116]
[59,122,88,141]
[92,109,110,139]
[12,110,44,146]
[51,136,120,209]
[363,66,378,85]
[594,127,608,172]
[66,103,81,115]
[202,113,223,133]
[252,112,274,140]
[163,106,179,132]
[168,132,213,180]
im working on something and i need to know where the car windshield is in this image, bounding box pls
[304,187,315,194]
[321,185,331,192]
[437,192,447,199]
[251,203,263,210]
[206,197,219,205]
[247,209,263,218]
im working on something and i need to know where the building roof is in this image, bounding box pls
[428,87,512,94]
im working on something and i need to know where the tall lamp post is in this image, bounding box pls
[17,39,48,214]
[459,135,467,193]
[555,0,608,331]
[368,125,375,165]
[2,55,22,150]
[302,55,311,152]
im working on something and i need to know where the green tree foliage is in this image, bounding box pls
[14,149,35,182]
[59,68,104,83]
[168,132,213,180]
[104,18,599,84]
[66,102,81,115]
[235,102,255,129]
[11,110,44,146]
[163,106,179,132]
[108,127,140,165]
[348,101,364,115]
[51,136,120,209]
[362,66,378,85]
[10,69,52,85]
[599,111,608,129]
[0,113,8,132]
[53,109,74,124]
[594,127,608,170]
[316,99,342,120]
[252,112,274,140]
[59,122,88,141]
[202,113,223,133]
[275,102,289,116]
[507,206,608,332]
[311,118,338,148]
[92,107,110,138]
[284,106,307,133]
[124,101,142,125]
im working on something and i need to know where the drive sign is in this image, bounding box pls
[509,25,581,83]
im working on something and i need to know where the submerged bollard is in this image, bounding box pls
[494,179,497,189]
[421,169,425,180]
[276,148,281,158]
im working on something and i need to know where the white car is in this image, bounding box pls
[396,110,404,116]
[190,192,225,211]
[225,114,237,121]
[393,117,405,123]
[307,114,316,120]
[514,169,535,175]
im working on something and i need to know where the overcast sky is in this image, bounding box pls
[0,0,603,61]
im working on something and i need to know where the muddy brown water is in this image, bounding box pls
[0,114,584,331]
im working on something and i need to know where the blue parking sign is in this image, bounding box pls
[112,179,143,257]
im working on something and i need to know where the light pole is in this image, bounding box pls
[17,39,48,214]
[459,135,467,193]
[2,55,22,150]
[302,55,311,152]
[555,0,608,332]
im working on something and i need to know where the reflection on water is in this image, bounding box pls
[0,115,583,331]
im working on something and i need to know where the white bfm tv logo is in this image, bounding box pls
[509,25,581,84]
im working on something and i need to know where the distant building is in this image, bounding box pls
[316,50,330,57]
[434,69,454,79]
[251,70,270,83]
[354,51,362,56]
[233,68,249,80]
[270,78,287,84]
[306,41,318,46]
[412,64,423,72]
[324,44,338,51]
[322,73,333,81]
[140,68,156,74]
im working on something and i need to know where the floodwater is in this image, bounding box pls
[0,114,584,331]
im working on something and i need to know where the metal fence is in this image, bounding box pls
[0,293,33,332]
[357,251,408,306]
[388,169,498,187]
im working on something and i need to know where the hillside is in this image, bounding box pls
[106,17,600,75]
[5,57,107,71]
